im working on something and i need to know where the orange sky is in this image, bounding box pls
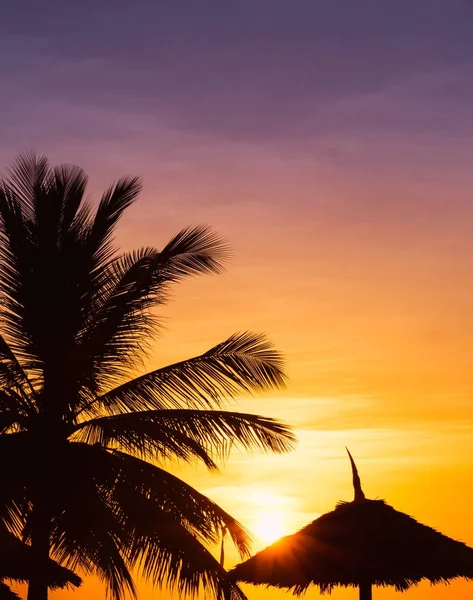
[6,161,470,600]
[4,3,473,599]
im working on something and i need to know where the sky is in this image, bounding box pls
[3,1,473,599]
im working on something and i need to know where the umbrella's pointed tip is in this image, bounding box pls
[345,447,357,469]
[345,447,366,502]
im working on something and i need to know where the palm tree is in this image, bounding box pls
[0,522,81,599]
[0,153,295,600]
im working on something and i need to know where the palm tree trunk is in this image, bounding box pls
[27,504,50,600]
[359,582,372,600]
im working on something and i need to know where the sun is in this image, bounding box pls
[255,512,286,544]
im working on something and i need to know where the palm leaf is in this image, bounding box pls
[0,432,35,531]
[0,181,36,361]
[94,332,287,414]
[74,410,218,469]
[48,443,248,599]
[51,512,135,600]
[48,446,136,600]
[85,177,142,273]
[50,164,89,240]
[127,515,246,600]
[106,452,248,600]
[49,444,246,600]
[3,152,50,217]
[157,225,231,278]
[0,390,31,433]
[0,336,37,413]
[0,158,92,381]
[106,449,253,557]
[74,409,295,465]
[75,226,231,395]
[75,248,163,391]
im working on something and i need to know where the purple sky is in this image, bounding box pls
[2,1,473,154]
[2,0,473,414]
[2,0,472,241]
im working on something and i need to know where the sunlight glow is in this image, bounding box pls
[254,511,287,544]
[246,490,294,544]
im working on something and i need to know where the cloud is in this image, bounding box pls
[2,1,473,148]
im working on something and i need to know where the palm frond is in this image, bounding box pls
[0,335,36,407]
[0,157,93,383]
[101,470,248,599]
[3,152,50,218]
[50,443,246,600]
[47,164,89,244]
[48,449,136,600]
[0,180,36,361]
[0,390,30,433]
[73,410,218,469]
[0,432,42,535]
[127,515,247,600]
[107,455,248,600]
[75,226,231,396]
[48,442,250,599]
[158,225,231,278]
[86,177,142,273]
[74,409,295,465]
[51,521,135,600]
[94,332,287,414]
[106,449,253,557]
[75,248,164,390]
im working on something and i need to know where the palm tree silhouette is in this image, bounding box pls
[0,520,81,599]
[0,153,295,600]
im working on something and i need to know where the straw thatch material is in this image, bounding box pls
[0,526,81,590]
[0,582,20,600]
[231,450,473,599]
[231,498,473,593]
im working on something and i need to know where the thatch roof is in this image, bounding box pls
[0,582,20,600]
[0,526,81,590]
[231,498,473,593]
[231,450,473,596]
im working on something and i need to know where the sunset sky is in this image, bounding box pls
[3,1,473,599]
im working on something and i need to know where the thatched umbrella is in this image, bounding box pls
[231,449,473,600]
[0,524,81,597]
